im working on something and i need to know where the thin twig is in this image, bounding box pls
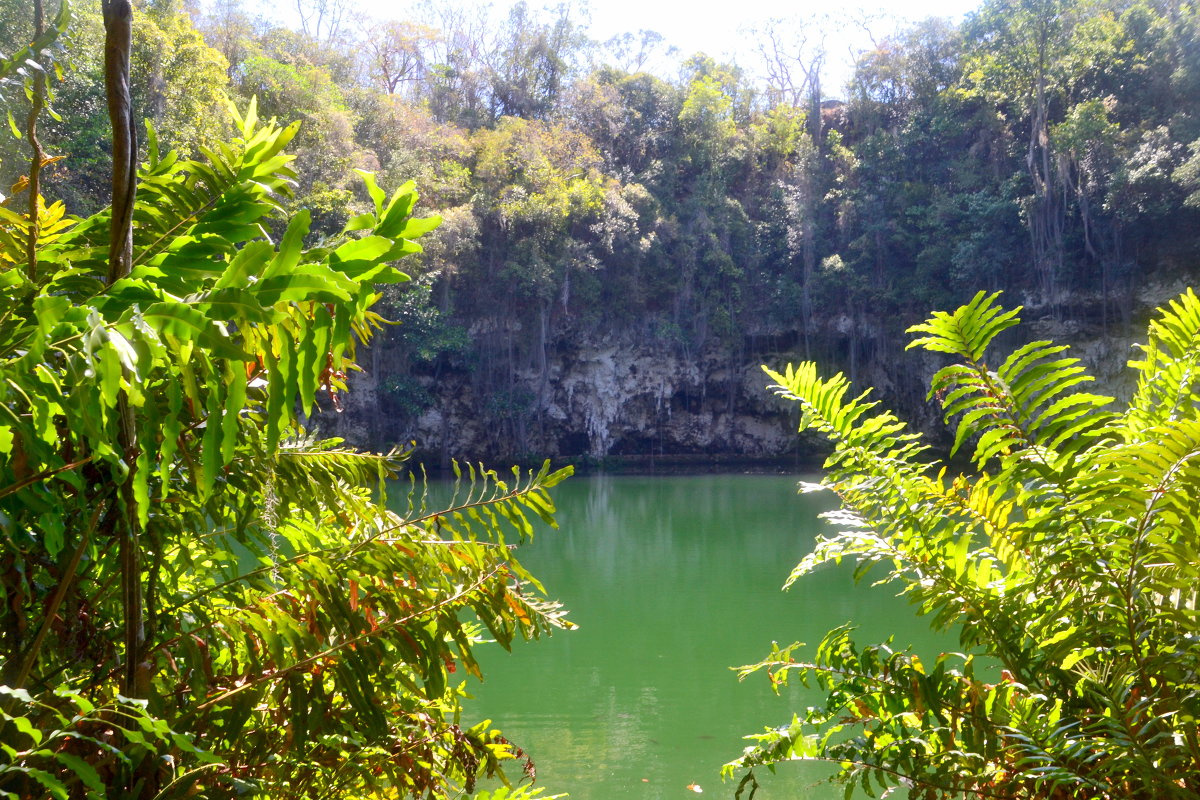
[12,501,106,688]
[0,456,93,501]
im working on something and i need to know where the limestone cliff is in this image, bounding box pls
[316,283,1181,463]
[322,330,804,461]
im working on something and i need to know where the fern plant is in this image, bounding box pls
[726,290,1200,799]
[0,89,574,799]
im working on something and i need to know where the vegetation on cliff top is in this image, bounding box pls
[6,0,1200,453]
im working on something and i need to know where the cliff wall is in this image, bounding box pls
[317,284,1181,463]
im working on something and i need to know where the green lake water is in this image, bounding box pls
[459,473,947,799]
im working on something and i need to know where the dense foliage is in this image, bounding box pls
[6,0,1200,455]
[728,290,1200,797]
[0,7,571,798]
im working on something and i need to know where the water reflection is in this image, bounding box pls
[461,474,944,799]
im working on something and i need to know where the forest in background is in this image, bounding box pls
[5,0,1200,458]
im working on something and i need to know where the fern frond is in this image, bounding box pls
[1075,420,1200,562]
[911,293,1115,467]
[906,290,1020,361]
[56,116,299,290]
[0,199,75,269]
[167,454,574,789]
[764,363,927,466]
[747,289,1200,799]
[766,364,1024,657]
[1127,288,1200,433]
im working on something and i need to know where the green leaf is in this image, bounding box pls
[187,287,280,324]
[142,301,215,343]
[354,169,387,216]
[255,265,357,305]
[262,209,310,281]
[143,302,251,360]
[5,715,42,745]
[50,752,104,799]
[25,769,68,800]
[201,376,224,498]
[332,236,394,265]
[0,687,35,704]
[376,181,419,238]
[396,215,442,239]
[214,242,275,289]
[221,361,245,465]
[33,295,71,336]
[1059,648,1094,671]
[343,212,376,232]
[243,95,259,136]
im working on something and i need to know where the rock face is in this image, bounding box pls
[317,284,1181,462]
[327,334,804,461]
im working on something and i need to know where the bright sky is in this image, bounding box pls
[256,0,982,96]
[581,0,981,91]
[580,0,975,59]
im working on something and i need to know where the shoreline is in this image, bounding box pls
[405,451,828,477]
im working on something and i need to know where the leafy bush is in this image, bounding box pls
[728,290,1200,798]
[1,23,573,796]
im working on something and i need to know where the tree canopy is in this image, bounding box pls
[7,0,1200,456]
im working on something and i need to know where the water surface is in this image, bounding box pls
[461,473,945,799]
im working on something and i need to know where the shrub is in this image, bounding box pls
[728,290,1200,798]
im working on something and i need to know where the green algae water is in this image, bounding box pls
[460,473,946,799]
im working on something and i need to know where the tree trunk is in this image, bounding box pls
[103,3,155,795]
[25,0,46,281]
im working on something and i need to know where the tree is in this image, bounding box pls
[752,15,828,115]
[361,19,439,97]
[485,1,584,122]
[966,0,1075,305]
[417,0,493,129]
[294,0,348,43]
[350,96,472,209]
[601,29,673,74]
[959,0,1152,308]
[6,0,232,215]
[0,6,572,799]
[847,17,963,131]
[131,0,232,156]
[195,0,265,77]
[727,290,1200,798]
[466,115,613,449]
